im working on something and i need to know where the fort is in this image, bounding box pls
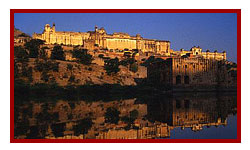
[32,23,226,60]
[33,23,170,55]
[14,24,237,90]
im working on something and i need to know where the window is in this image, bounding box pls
[184,75,189,84]
[184,100,190,108]
[176,75,181,84]
[176,100,181,109]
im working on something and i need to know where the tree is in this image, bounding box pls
[73,118,93,137]
[51,45,65,60]
[104,107,120,124]
[14,46,29,62]
[67,64,73,71]
[104,57,120,75]
[18,33,30,37]
[121,109,139,124]
[25,39,45,58]
[98,54,104,58]
[129,62,138,73]
[119,58,135,67]
[129,109,139,122]
[68,75,75,84]
[51,123,66,138]
[39,46,49,59]
[140,56,164,67]
[14,60,19,78]
[72,49,93,65]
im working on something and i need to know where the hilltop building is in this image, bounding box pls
[33,23,170,55]
[32,24,227,61]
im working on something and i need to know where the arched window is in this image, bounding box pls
[184,75,189,84]
[176,75,181,84]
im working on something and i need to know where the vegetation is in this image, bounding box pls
[73,118,93,136]
[51,123,66,138]
[121,109,139,124]
[34,59,59,73]
[67,64,73,71]
[18,33,30,37]
[119,58,135,67]
[34,59,59,83]
[51,45,65,60]
[72,49,93,65]
[141,56,164,67]
[98,54,104,58]
[129,62,138,73]
[24,39,45,58]
[14,46,29,62]
[129,109,139,122]
[104,107,120,124]
[39,46,49,59]
[68,75,76,84]
[104,57,120,75]
[119,58,138,73]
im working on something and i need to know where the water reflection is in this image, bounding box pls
[14,92,237,139]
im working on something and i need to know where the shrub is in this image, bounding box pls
[129,109,139,122]
[14,60,19,78]
[25,39,45,58]
[104,57,120,75]
[73,118,93,136]
[72,49,93,65]
[121,109,139,124]
[67,64,73,71]
[51,45,65,61]
[98,54,104,58]
[88,67,92,71]
[14,46,29,62]
[39,47,49,59]
[104,107,120,124]
[119,58,135,67]
[129,62,138,73]
[41,71,50,82]
[68,75,75,83]
[34,59,59,72]
[49,61,60,72]
[51,123,66,138]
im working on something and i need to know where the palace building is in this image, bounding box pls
[147,56,235,91]
[33,23,171,54]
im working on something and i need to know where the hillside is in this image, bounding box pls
[15,58,147,86]
[14,27,30,38]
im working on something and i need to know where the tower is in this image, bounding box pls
[44,24,51,32]
[44,24,51,43]
[95,25,98,32]
[52,23,56,33]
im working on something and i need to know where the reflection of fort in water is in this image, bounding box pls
[14,93,237,139]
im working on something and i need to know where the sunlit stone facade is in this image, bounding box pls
[33,23,170,54]
[147,57,232,90]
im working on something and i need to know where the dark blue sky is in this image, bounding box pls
[14,13,237,62]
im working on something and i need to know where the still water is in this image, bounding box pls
[14,92,237,139]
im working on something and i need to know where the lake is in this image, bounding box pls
[14,92,237,139]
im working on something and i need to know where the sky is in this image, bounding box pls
[14,13,237,62]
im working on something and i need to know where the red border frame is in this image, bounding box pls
[10,9,241,143]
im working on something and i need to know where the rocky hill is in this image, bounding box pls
[15,58,147,86]
[14,27,30,38]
